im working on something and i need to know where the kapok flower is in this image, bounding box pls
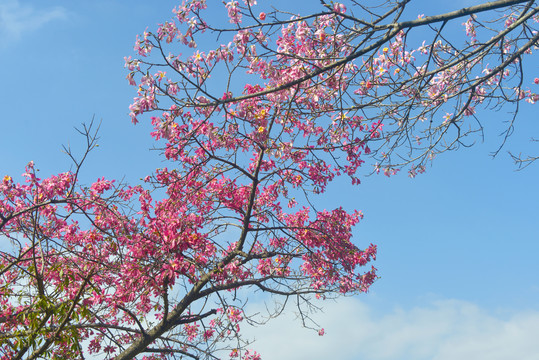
[333,3,346,14]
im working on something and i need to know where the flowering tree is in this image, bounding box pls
[1,0,537,359]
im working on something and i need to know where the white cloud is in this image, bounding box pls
[243,298,539,360]
[0,0,67,47]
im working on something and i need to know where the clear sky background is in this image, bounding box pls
[1,1,538,359]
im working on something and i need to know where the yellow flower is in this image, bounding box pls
[255,109,267,120]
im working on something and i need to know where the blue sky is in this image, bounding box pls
[1,1,538,359]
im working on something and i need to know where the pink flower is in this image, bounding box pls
[527,93,538,104]
[333,3,346,14]
[464,106,475,116]
[126,73,136,86]
[259,12,266,21]
[226,1,242,24]
[505,16,515,27]
[534,78,539,85]
[318,328,325,336]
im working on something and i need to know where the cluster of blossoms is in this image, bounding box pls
[128,0,538,175]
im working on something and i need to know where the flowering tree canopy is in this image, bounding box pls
[1,0,537,359]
